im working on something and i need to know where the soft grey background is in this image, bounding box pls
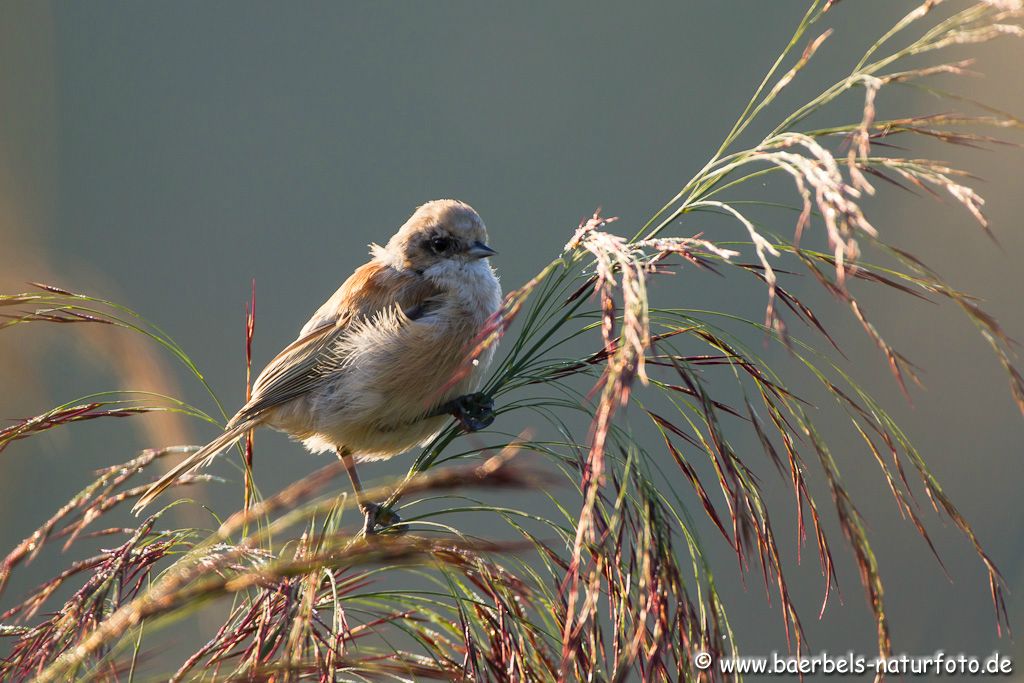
[1,1,1022,680]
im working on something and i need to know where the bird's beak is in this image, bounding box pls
[467,241,497,260]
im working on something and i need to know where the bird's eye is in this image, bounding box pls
[430,236,452,253]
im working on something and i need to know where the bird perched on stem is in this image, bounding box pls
[134,199,502,533]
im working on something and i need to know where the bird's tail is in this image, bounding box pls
[133,420,258,514]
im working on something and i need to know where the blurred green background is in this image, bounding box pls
[1,1,1022,678]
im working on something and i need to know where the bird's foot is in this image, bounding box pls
[447,392,495,432]
[360,502,406,536]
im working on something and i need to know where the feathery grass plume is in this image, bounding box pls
[1,1,1023,680]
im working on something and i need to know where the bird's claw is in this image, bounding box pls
[360,502,406,536]
[450,392,495,432]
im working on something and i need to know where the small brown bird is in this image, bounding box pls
[134,199,502,532]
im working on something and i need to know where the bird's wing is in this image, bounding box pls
[227,261,441,427]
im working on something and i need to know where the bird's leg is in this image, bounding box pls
[338,449,402,535]
[431,392,496,432]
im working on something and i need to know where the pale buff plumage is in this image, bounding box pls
[134,199,501,513]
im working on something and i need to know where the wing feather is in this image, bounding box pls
[227,261,440,427]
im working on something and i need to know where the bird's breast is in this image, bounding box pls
[297,276,499,458]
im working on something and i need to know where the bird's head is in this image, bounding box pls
[374,199,496,278]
